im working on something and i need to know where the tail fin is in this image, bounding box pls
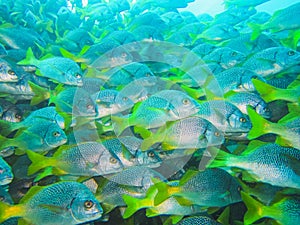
[122,195,152,219]
[0,120,21,136]
[252,79,281,103]
[206,149,233,169]
[247,23,262,41]
[0,201,24,223]
[28,81,50,105]
[153,182,179,206]
[0,135,14,150]
[241,191,267,225]
[247,106,273,139]
[26,150,55,175]
[17,47,39,66]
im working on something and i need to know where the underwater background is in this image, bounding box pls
[0,0,300,224]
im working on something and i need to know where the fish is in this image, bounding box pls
[152,168,242,207]
[0,106,64,136]
[206,67,266,95]
[242,191,300,225]
[0,119,67,153]
[247,107,300,149]
[0,156,13,186]
[26,142,123,179]
[242,47,300,77]
[202,47,246,69]
[208,141,300,188]
[17,48,83,86]
[249,2,300,40]
[112,90,201,135]
[0,181,103,225]
[139,116,224,151]
[0,59,18,82]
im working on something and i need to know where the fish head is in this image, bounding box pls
[0,59,19,82]
[135,150,162,167]
[95,149,124,175]
[255,101,272,119]
[0,157,13,185]
[205,123,225,146]
[44,124,67,148]
[275,48,300,66]
[70,190,103,223]
[228,110,252,132]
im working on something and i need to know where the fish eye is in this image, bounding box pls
[8,70,16,75]
[109,157,118,164]
[287,51,295,56]
[75,73,82,79]
[182,98,190,105]
[84,200,94,209]
[239,117,246,123]
[231,52,237,56]
[121,52,127,58]
[147,151,155,157]
[237,186,242,191]
[214,131,220,137]
[122,96,128,101]
[145,73,151,77]
[52,131,61,137]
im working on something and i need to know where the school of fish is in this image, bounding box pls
[0,0,299,224]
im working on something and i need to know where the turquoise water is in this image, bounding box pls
[0,0,299,225]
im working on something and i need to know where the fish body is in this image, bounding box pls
[0,120,67,153]
[202,47,246,69]
[242,47,300,77]
[27,142,123,178]
[153,168,242,207]
[206,67,265,94]
[0,181,103,225]
[18,48,83,86]
[0,106,65,136]
[140,116,224,151]
[112,90,201,135]
[208,141,300,188]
